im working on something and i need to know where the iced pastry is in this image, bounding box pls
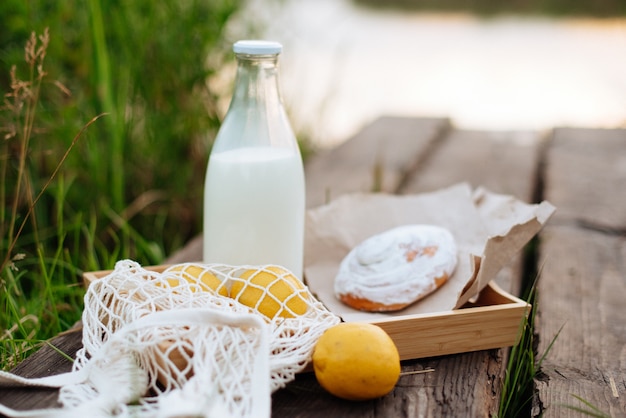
[334,224,457,312]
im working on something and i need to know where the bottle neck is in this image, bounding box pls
[231,54,283,110]
[213,52,298,152]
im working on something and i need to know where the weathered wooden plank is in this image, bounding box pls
[305,116,450,208]
[399,129,542,198]
[0,326,82,411]
[273,350,506,418]
[534,128,626,417]
[541,127,626,229]
[534,226,626,417]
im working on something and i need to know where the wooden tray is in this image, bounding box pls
[83,266,529,360]
[365,282,529,360]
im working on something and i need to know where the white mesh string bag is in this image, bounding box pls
[0,260,340,418]
[61,307,270,418]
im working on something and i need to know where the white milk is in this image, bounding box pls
[203,146,305,278]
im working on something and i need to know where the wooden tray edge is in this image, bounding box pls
[366,282,530,360]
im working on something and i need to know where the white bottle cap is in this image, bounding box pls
[233,40,282,55]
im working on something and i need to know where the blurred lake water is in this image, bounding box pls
[248,0,626,147]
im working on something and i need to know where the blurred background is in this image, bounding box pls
[0,0,625,364]
[252,0,626,147]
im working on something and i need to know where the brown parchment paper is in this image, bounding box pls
[303,183,555,322]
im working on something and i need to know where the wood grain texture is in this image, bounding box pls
[0,326,82,411]
[304,116,450,208]
[534,226,626,417]
[370,283,528,360]
[399,129,543,200]
[542,127,626,229]
[273,350,506,418]
[534,128,626,417]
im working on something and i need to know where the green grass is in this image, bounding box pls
[0,0,247,370]
[497,275,563,417]
[0,28,100,369]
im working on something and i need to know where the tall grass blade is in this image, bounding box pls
[0,113,106,272]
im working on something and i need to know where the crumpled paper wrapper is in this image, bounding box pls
[304,183,555,322]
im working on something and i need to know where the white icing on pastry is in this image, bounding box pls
[334,224,457,310]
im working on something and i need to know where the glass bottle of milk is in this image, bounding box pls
[203,40,305,279]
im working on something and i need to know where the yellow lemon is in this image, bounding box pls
[229,266,309,319]
[164,264,228,297]
[312,322,401,401]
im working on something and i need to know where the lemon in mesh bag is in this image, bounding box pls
[230,266,310,319]
[162,263,229,296]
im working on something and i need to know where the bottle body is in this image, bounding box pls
[203,41,305,279]
[203,146,304,277]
